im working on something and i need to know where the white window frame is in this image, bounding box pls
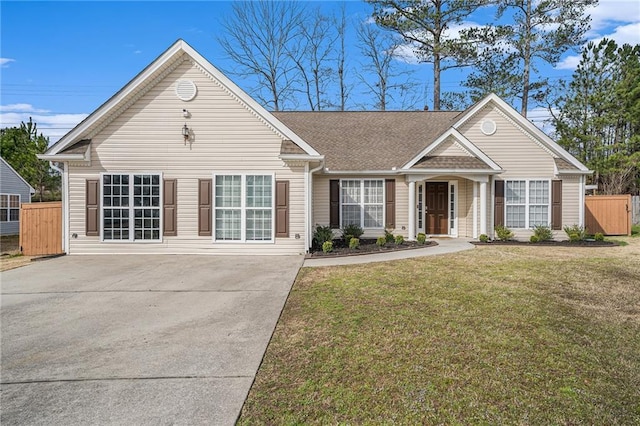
[505,179,551,229]
[0,194,21,222]
[100,172,163,243]
[213,172,275,244]
[339,179,385,230]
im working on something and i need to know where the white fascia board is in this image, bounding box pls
[403,168,502,175]
[322,169,401,175]
[1,157,35,193]
[402,127,501,171]
[452,93,590,172]
[557,169,593,175]
[38,153,87,162]
[279,154,324,162]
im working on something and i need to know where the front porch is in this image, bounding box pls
[405,174,493,240]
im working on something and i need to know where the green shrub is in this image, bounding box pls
[530,235,540,243]
[594,232,604,241]
[532,224,553,242]
[416,233,427,244]
[376,236,386,247]
[349,237,360,249]
[322,241,333,253]
[478,234,489,243]
[342,223,364,243]
[563,224,587,241]
[495,225,514,241]
[394,235,404,245]
[313,225,333,249]
[384,229,395,243]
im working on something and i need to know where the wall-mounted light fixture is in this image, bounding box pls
[182,123,189,143]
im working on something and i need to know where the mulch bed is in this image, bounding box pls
[471,240,617,247]
[306,238,437,258]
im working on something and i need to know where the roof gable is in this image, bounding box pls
[452,93,589,173]
[403,128,501,171]
[46,40,319,157]
[1,157,35,193]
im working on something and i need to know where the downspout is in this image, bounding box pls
[50,161,69,254]
[307,160,325,251]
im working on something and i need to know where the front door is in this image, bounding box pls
[425,182,448,235]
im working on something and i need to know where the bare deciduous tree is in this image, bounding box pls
[217,1,306,111]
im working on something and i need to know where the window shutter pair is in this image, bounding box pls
[328,179,396,229]
[197,178,289,238]
[85,178,177,236]
[493,179,562,229]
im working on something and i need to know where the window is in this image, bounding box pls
[505,180,549,228]
[215,174,273,242]
[0,194,20,222]
[102,174,161,241]
[340,179,384,228]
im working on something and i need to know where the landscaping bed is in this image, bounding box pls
[306,238,437,258]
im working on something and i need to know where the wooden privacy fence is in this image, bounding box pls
[584,195,632,236]
[19,202,63,256]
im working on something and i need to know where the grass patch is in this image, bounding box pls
[632,224,640,237]
[240,242,640,424]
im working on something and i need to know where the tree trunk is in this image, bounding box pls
[433,52,441,110]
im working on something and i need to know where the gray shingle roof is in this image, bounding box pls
[554,157,578,170]
[273,111,461,171]
[60,140,91,154]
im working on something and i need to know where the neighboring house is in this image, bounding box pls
[40,40,591,255]
[0,157,35,236]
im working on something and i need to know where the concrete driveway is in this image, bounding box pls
[1,254,303,425]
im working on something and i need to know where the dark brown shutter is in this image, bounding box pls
[275,180,289,238]
[385,179,396,229]
[86,179,99,236]
[494,180,504,227]
[198,179,212,237]
[329,179,340,229]
[163,179,177,236]
[551,179,562,230]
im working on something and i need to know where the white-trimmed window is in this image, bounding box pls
[102,173,161,241]
[214,174,273,242]
[0,194,20,222]
[505,180,550,228]
[340,179,384,228]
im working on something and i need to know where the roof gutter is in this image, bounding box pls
[320,168,503,175]
[38,153,87,162]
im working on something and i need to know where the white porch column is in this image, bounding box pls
[408,181,416,240]
[480,181,487,236]
[472,182,478,238]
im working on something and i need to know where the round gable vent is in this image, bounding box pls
[480,119,497,135]
[175,79,197,101]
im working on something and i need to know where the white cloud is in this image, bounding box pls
[1,58,16,67]
[556,21,640,70]
[0,103,50,113]
[0,110,88,143]
[588,0,640,31]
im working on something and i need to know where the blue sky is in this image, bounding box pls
[1,0,639,142]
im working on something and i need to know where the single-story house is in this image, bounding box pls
[1,157,35,236]
[40,40,591,255]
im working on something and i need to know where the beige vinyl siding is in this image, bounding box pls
[429,137,472,157]
[459,106,556,178]
[561,176,581,227]
[67,60,306,255]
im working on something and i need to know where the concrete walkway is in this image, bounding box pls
[303,238,475,267]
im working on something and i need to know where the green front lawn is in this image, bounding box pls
[240,240,640,424]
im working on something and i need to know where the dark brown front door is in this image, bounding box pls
[425,182,448,234]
